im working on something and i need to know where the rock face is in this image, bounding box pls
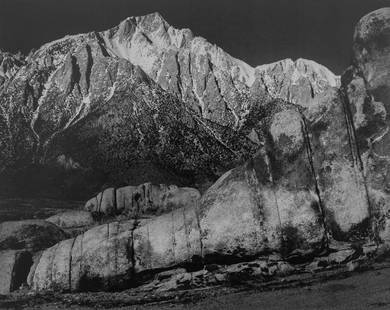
[0,50,25,87]
[29,221,135,291]
[0,250,32,294]
[85,183,201,218]
[343,8,390,244]
[0,220,67,252]
[30,182,323,293]
[255,58,340,108]
[198,102,328,260]
[0,12,338,199]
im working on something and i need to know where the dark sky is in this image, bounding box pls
[0,0,389,74]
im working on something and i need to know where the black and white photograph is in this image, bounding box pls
[0,0,390,309]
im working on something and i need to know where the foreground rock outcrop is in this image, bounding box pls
[29,221,136,292]
[344,7,390,244]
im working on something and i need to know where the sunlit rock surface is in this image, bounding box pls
[343,8,390,244]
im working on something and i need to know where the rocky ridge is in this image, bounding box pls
[99,13,339,126]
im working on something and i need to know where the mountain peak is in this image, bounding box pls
[121,11,170,34]
[9,12,340,132]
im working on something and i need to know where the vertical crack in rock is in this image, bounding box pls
[50,243,60,289]
[301,116,330,247]
[79,232,84,289]
[98,190,104,215]
[106,223,110,284]
[106,222,111,288]
[310,83,315,99]
[128,190,142,276]
[245,165,263,251]
[340,89,362,169]
[68,237,77,291]
[113,187,117,214]
[340,88,375,240]
[171,207,176,263]
[114,222,119,280]
[194,199,205,266]
[169,193,176,263]
[263,151,284,253]
[129,218,140,279]
[182,208,191,259]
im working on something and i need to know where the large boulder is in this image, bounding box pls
[353,8,390,101]
[305,88,371,240]
[0,250,32,294]
[342,8,390,243]
[196,105,327,260]
[133,206,202,272]
[85,183,201,218]
[29,221,136,292]
[85,188,116,216]
[0,220,67,252]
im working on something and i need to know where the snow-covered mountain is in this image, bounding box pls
[99,13,339,126]
[0,12,340,198]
